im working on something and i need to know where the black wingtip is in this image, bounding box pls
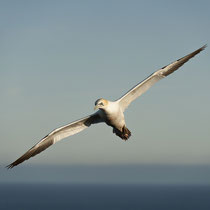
[6,165,12,169]
[194,44,207,55]
[201,44,207,50]
[6,163,15,169]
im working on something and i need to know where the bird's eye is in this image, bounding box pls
[99,102,104,106]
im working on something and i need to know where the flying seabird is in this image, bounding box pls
[7,45,206,168]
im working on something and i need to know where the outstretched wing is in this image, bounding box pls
[118,45,206,111]
[7,112,102,168]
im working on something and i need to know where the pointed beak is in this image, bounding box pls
[94,105,99,111]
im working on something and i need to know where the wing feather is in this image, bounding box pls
[118,45,206,111]
[7,113,102,168]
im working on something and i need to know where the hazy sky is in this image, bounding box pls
[1,0,210,170]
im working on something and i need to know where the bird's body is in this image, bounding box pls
[96,99,130,140]
[98,100,125,129]
[7,45,206,168]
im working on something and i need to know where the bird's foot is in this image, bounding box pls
[113,126,131,141]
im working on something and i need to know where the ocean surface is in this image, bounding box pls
[0,184,210,210]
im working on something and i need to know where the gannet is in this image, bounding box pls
[7,45,206,168]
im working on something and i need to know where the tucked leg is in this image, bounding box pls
[113,126,131,140]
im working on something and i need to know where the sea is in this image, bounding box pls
[0,184,210,210]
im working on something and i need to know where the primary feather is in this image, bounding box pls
[118,45,206,111]
[7,45,206,168]
[6,113,102,168]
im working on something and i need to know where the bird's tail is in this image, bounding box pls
[113,126,131,140]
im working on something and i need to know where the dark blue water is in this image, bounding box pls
[0,184,210,210]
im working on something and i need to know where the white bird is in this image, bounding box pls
[7,45,206,168]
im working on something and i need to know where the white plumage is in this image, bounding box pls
[7,45,206,168]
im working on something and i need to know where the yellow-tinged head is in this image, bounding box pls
[94,98,108,110]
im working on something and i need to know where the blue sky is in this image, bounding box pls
[0,0,210,180]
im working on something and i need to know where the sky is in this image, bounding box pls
[0,0,210,183]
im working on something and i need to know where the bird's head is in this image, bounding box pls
[94,98,108,110]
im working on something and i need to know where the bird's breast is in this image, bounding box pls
[104,107,125,129]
